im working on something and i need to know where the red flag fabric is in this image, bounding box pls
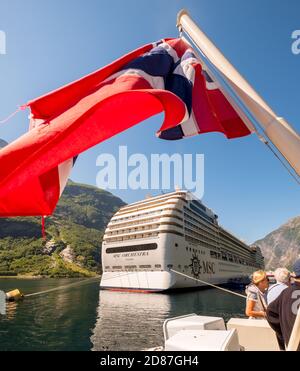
[0,38,252,217]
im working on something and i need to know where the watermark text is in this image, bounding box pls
[0,31,6,55]
[292,290,300,315]
[96,146,205,199]
[292,30,300,55]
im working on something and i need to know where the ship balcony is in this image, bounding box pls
[106,218,161,231]
[106,216,183,233]
[184,225,220,245]
[103,221,184,243]
[103,226,160,242]
[108,202,184,226]
[160,209,183,219]
[108,210,162,226]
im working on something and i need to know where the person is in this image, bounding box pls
[245,270,269,319]
[267,259,300,351]
[267,268,290,305]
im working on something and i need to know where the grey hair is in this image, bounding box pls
[274,268,291,284]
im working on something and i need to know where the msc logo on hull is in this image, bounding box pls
[189,253,215,277]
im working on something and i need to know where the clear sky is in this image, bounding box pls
[0,0,299,244]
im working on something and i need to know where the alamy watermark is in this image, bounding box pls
[292,290,300,315]
[292,30,300,55]
[0,30,6,55]
[0,290,6,315]
[96,146,205,199]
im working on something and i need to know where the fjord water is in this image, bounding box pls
[0,279,245,351]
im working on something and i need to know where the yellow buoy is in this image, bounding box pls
[5,289,24,302]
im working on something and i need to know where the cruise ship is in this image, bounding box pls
[100,190,264,292]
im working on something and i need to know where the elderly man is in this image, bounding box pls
[267,268,290,305]
[267,259,300,351]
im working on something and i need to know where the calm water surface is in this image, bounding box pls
[0,279,246,351]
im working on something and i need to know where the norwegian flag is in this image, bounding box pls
[0,38,252,218]
[154,40,251,140]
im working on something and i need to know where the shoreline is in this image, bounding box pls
[0,274,101,280]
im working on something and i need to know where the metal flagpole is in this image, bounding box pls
[181,35,256,135]
[177,9,300,179]
[177,9,300,350]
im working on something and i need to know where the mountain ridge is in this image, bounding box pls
[0,179,298,276]
[255,215,300,270]
[0,180,125,277]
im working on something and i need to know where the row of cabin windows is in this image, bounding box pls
[105,232,159,243]
[108,217,161,230]
[185,234,257,267]
[105,264,162,270]
[184,214,219,239]
[110,207,182,226]
[191,199,207,212]
[189,204,215,224]
[116,197,186,215]
[184,227,219,249]
[185,239,214,253]
[106,224,160,236]
[210,250,257,267]
[110,209,163,224]
[184,207,218,232]
[219,233,249,252]
[185,246,205,255]
[105,264,189,271]
[216,235,253,259]
[186,235,212,248]
[167,264,196,271]
[187,202,217,224]
[184,213,252,260]
[184,222,219,245]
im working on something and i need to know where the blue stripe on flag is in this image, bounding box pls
[159,125,184,141]
[165,74,193,115]
[123,47,174,77]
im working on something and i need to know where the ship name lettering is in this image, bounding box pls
[121,252,149,257]
[202,261,215,274]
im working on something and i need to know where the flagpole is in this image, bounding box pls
[177,9,300,178]
[181,36,256,135]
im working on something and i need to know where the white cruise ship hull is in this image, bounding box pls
[100,261,254,292]
[100,271,176,292]
[100,190,264,292]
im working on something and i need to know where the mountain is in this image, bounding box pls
[255,216,300,270]
[0,181,125,277]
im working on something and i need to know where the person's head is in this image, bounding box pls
[252,270,269,292]
[274,267,291,284]
[292,259,300,282]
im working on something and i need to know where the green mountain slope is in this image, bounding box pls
[255,216,300,270]
[0,181,125,277]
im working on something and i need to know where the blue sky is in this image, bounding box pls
[0,0,299,243]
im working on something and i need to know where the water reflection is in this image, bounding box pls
[91,288,245,351]
[0,279,246,351]
[91,290,172,351]
[0,279,100,351]
[4,301,18,321]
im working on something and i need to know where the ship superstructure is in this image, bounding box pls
[100,190,264,292]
